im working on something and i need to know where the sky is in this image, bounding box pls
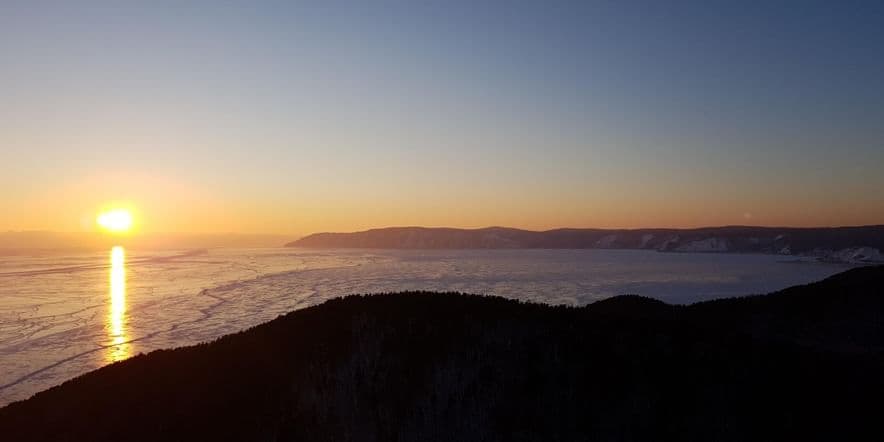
[2,1,883,235]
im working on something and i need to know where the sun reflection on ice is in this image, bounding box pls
[107,246,131,363]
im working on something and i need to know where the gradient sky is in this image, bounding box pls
[2,1,883,235]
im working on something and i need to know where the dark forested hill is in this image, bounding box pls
[286,225,884,262]
[2,266,884,441]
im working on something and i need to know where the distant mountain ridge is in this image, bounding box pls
[287,225,884,263]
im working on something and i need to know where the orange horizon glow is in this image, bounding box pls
[0,169,882,237]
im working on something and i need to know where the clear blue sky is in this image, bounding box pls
[2,1,883,233]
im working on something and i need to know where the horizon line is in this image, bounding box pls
[5,222,884,238]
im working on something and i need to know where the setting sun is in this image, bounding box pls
[97,209,133,233]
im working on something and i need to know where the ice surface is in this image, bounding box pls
[0,248,851,406]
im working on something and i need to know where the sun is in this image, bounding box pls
[97,209,133,233]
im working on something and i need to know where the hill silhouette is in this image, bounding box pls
[1,266,883,441]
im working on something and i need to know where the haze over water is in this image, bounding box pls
[0,247,849,406]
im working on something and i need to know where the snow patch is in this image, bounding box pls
[595,234,618,248]
[805,247,884,263]
[657,235,680,251]
[828,247,884,263]
[674,238,730,253]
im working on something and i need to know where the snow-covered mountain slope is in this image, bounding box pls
[287,225,884,263]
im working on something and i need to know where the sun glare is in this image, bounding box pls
[97,209,133,233]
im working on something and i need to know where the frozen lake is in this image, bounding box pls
[0,247,851,406]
